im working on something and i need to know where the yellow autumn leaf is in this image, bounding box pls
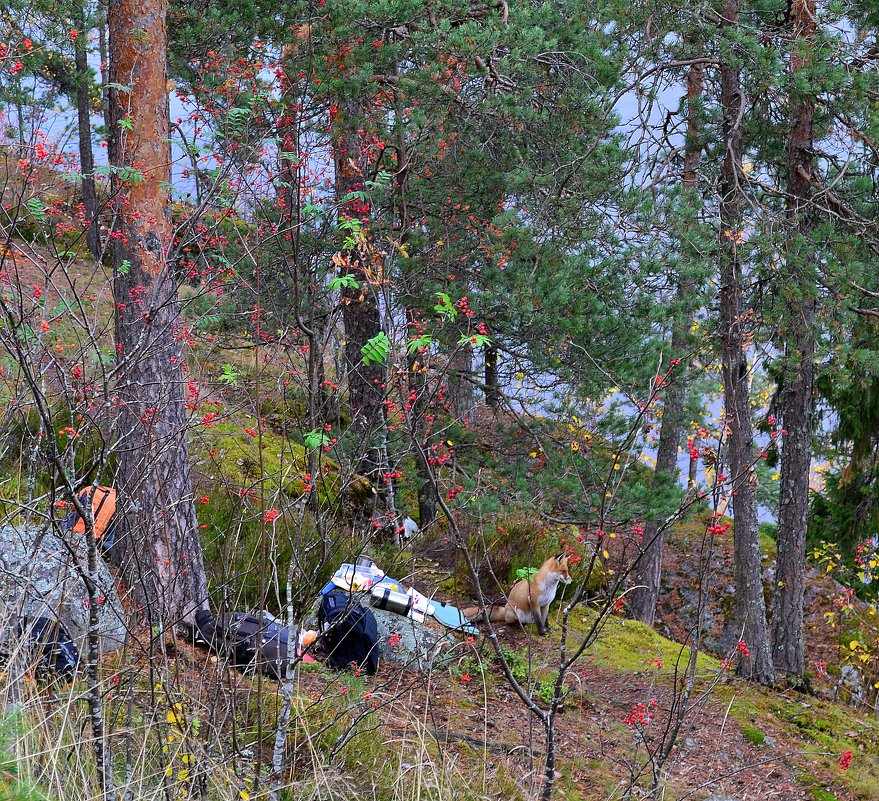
[387,237,410,259]
[849,640,860,650]
[240,793,250,801]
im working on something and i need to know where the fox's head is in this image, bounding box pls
[551,553,573,585]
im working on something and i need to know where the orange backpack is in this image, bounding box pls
[71,486,118,545]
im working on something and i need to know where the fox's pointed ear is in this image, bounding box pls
[555,553,565,563]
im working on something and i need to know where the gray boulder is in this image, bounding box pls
[372,608,461,673]
[0,524,127,656]
[836,664,865,704]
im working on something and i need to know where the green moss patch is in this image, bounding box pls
[569,613,719,675]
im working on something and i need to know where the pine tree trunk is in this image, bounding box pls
[98,3,110,131]
[630,372,683,625]
[484,342,500,409]
[334,100,384,473]
[772,0,817,678]
[718,0,775,684]
[108,0,209,629]
[410,362,437,527]
[630,60,703,626]
[448,344,475,422]
[75,2,100,260]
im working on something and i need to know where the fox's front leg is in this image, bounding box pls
[540,605,551,633]
[535,607,548,636]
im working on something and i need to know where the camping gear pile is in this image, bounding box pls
[193,609,317,679]
[194,556,477,678]
[24,487,475,680]
[323,556,479,636]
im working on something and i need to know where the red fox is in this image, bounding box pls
[463,554,572,636]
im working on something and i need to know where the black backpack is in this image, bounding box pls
[254,622,291,680]
[317,589,380,674]
[195,610,292,679]
[20,617,79,681]
[195,610,267,665]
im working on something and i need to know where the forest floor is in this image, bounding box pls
[152,514,879,801]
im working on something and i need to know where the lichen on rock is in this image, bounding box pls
[0,524,127,655]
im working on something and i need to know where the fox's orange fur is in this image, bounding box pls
[464,554,572,635]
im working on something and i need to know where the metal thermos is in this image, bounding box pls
[370,585,413,616]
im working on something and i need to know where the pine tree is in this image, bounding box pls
[771,0,818,679]
[74,0,100,259]
[108,0,209,628]
[717,0,774,684]
[333,95,387,477]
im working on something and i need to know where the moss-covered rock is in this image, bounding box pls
[569,612,720,674]
[191,421,337,502]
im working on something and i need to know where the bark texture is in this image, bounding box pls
[406,308,437,527]
[108,0,209,628]
[484,342,500,409]
[718,0,775,684]
[772,0,817,677]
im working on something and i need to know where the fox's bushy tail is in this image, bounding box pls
[462,604,506,623]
